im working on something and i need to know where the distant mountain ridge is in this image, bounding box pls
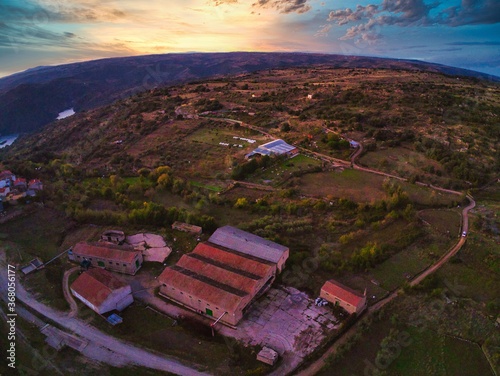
[1,52,498,135]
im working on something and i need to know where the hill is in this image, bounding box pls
[1,52,498,135]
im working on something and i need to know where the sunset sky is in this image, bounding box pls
[1,0,499,78]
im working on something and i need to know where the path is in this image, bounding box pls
[0,252,210,376]
[62,266,80,318]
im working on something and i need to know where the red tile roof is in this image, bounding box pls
[158,266,247,312]
[321,279,365,307]
[73,242,139,263]
[177,254,259,294]
[70,268,128,308]
[193,242,275,278]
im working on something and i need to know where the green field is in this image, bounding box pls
[391,328,494,376]
[79,302,269,376]
[298,169,388,202]
[250,154,322,185]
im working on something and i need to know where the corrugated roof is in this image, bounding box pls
[178,254,260,294]
[208,226,288,264]
[321,279,365,307]
[260,139,297,154]
[73,242,139,263]
[158,266,247,312]
[70,268,128,308]
[193,242,275,278]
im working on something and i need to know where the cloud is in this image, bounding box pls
[252,0,312,14]
[325,0,500,44]
[211,0,238,5]
[440,0,500,26]
[447,40,500,45]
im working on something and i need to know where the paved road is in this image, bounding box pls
[0,252,210,376]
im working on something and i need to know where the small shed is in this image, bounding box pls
[101,230,126,244]
[171,221,202,235]
[257,346,279,365]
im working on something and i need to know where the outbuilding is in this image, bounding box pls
[320,279,367,315]
[69,242,143,275]
[70,268,133,314]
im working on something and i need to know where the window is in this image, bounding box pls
[109,261,112,264]
[123,263,126,266]
[198,299,201,302]
[189,295,192,299]
[116,263,119,265]
[76,255,81,258]
[172,287,175,290]
[180,292,184,295]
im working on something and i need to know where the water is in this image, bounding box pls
[0,134,18,148]
[57,108,75,120]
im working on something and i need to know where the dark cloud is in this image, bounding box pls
[440,0,500,26]
[324,0,500,43]
[252,0,312,14]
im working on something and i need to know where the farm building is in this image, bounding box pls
[320,279,367,315]
[0,170,15,188]
[70,268,133,314]
[245,139,298,159]
[100,230,126,244]
[172,221,203,235]
[158,240,277,326]
[208,225,289,273]
[68,242,143,275]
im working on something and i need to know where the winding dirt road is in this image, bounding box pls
[296,195,475,376]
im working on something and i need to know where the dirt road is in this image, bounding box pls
[296,194,475,376]
[62,266,80,317]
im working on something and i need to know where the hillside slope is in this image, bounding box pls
[1,52,498,135]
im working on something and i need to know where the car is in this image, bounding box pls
[462,231,467,237]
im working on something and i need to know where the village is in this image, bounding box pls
[0,170,43,212]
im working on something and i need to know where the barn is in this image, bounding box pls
[245,139,298,159]
[158,239,279,326]
[69,242,143,275]
[320,279,367,315]
[70,268,133,315]
[208,225,289,272]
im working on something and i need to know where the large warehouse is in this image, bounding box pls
[208,225,289,272]
[158,227,288,326]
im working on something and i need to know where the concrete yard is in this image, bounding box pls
[231,287,339,357]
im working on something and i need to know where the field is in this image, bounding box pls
[249,154,322,185]
[298,169,388,202]
[78,302,268,376]
[360,145,446,182]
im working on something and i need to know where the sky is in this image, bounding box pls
[0,0,499,78]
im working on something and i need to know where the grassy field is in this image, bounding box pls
[389,328,493,376]
[360,145,445,180]
[298,169,388,202]
[79,302,269,376]
[318,299,494,376]
[249,154,322,185]
[419,209,462,236]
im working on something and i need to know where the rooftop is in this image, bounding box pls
[321,279,366,307]
[245,139,297,158]
[70,268,129,308]
[208,226,288,264]
[193,242,275,278]
[72,242,139,263]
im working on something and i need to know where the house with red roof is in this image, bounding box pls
[13,178,27,191]
[69,242,143,275]
[28,179,43,191]
[320,279,367,315]
[0,170,15,188]
[70,268,133,314]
